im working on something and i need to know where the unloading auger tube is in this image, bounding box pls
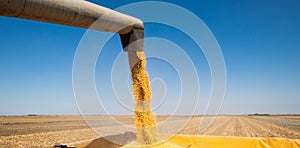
[0,0,144,51]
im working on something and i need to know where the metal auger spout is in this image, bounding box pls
[0,0,144,51]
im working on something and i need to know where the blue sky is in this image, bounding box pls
[0,0,299,115]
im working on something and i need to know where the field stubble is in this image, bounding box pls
[0,115,299,147]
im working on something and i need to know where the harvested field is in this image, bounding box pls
[180,116,300,139]
[0,116,89,136]
[249,115,300,132]
[0,115,299,147]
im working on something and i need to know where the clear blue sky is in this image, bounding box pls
[0,0,299,115]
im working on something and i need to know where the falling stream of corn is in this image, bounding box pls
[128,50,158,145]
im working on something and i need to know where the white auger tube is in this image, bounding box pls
[0,0,144,51]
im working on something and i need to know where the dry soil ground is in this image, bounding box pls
[0,115,299,147]
[180,116,300,138]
